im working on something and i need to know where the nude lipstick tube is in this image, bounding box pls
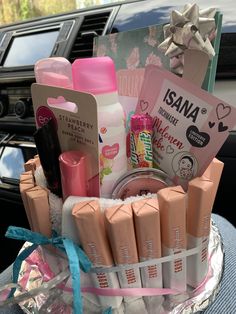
[72,200,122,310]
[203,158,224,203]
[104,203,147,314]
[157,186,187,292]
[187,176,215,288]
[26,186,51,238]
[19,180,35,230]
[24,156,41,174]
[132,198,163,313]
[20,171,34,183]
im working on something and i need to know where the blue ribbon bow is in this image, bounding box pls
[5,226,92,314]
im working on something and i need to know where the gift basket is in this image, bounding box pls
[0,3,233,314]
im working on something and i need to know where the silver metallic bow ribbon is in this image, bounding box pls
[158,3,216,74]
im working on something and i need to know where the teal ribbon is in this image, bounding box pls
[103,307,113,314]
[5,226,92,314]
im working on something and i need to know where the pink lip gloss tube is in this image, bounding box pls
[59,151,87,200]
[104,203,147,314]
[72,200,122,310]
[157,186,187,293]
[187,176,215,288]
[132,198,164,313]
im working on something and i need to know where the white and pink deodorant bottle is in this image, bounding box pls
[72,56,127,198]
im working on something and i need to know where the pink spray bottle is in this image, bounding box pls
[72,56,127,198]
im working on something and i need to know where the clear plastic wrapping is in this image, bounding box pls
[0,221,223,314]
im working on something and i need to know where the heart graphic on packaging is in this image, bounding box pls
[102,144,120,159]
[166,145,174,154]
[216,103,231,120]
[218,121,228,132]
[186,125,210,148]
[140,100,149,112]
[208,121,215,128]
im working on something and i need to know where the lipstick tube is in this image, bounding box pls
[20,171,34,183]
[24,156,41,173]
[19,180,35,230]
[104,203,147,314]
[187,176,215,288]
[34,118,62,197]
[132,198,163,313]
[203,158,224,202]
[59,150,87,200]
[72,200,122,310]
[157,186,187,292]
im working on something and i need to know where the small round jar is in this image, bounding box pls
[112,167,173,200]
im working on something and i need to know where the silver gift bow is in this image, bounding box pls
[158,3,216,74]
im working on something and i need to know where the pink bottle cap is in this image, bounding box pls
[72,56,117,94]
[34,57,73,88]
[41,72,71,88]
[131,114,153,132]
[59,151,87,200]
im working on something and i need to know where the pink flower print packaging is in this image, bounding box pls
[136,65,236,188]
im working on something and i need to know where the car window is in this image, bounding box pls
[0,0,124,25]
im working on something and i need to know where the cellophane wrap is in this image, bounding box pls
[5,221,223,314]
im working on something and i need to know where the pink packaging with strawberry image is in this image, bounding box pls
[136,65,236,188]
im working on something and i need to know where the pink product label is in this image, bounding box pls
[137,65,236,186]
[99,123,126,192]
[102,144,120,160]
[36,106,58,129]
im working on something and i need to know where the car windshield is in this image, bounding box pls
[0,0,124,25]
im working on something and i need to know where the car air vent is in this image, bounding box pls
[69,11,111,62]
[216,33,236,78]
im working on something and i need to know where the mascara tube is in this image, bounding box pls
[34,118,62,196]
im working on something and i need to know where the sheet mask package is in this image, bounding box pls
[0,4,228,314]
